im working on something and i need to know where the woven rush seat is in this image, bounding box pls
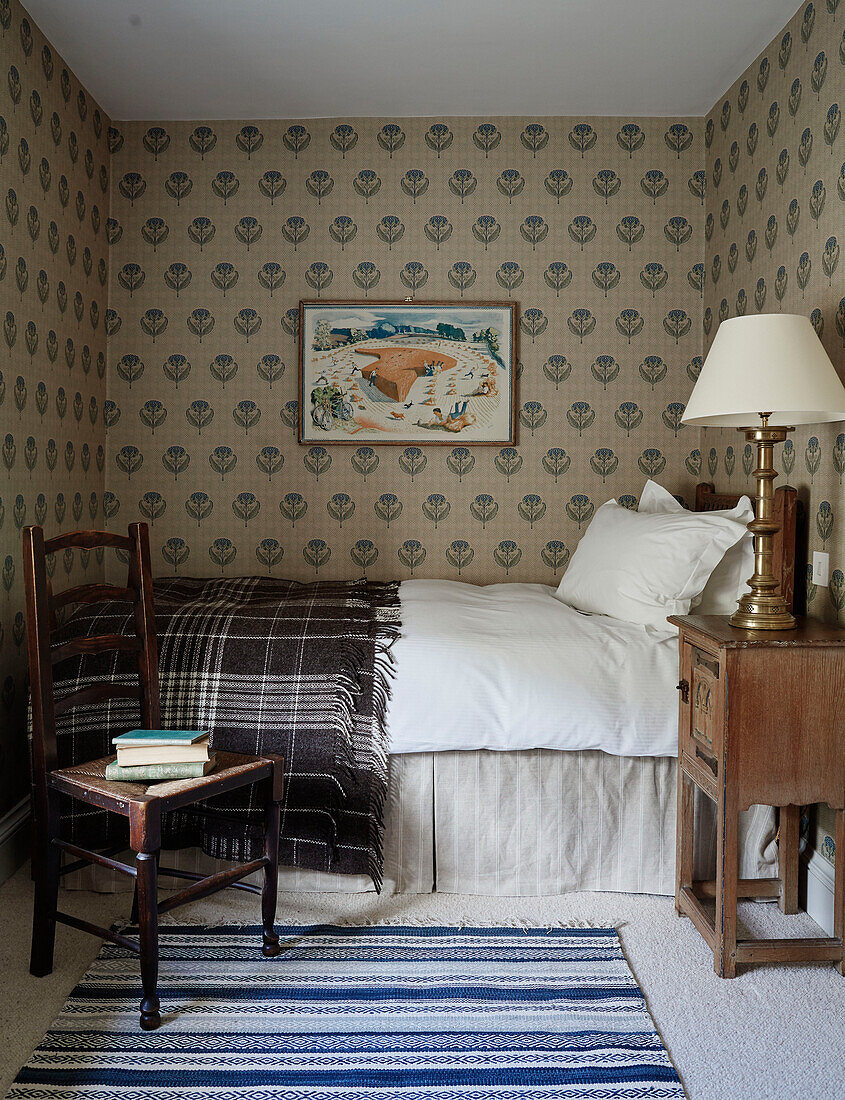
[51,751,271,807]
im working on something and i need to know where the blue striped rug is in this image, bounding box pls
[9,925,684,1099]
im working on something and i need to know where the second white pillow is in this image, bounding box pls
[638,480,754,615]
[554,498,749,629]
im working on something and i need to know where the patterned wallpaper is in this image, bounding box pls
[0,0,110,816]
[702,2,844,867]
[105,116,704,585]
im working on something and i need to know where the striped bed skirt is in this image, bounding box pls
[66,749,777,896]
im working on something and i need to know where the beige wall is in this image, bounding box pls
[0,0,110,815]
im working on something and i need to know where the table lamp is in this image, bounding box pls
[683,314,845,630]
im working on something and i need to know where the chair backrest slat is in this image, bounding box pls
[54,683,141,717]
[43,532,133,554]
[51,634,142,665]
[23,524,161,806]
[52,583,135,609]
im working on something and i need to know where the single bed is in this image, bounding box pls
[68,482,799,897]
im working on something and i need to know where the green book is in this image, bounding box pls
[105,754,217,782]
[112,729,208,748]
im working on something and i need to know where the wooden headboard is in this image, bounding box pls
[694,481,800,613]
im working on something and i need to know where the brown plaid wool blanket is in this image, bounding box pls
[50,576,401,889]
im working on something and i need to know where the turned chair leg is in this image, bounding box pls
[136,850,161,1030]
[130,849,160,926]
[261,784,281,958]
[30,791,61,978]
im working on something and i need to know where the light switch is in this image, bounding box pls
[812,551,829,587]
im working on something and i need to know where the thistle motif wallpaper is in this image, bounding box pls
[0,0,110,816]
[702,2,844,870]
[106,116,704,586]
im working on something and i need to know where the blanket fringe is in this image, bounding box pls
[363,587,401,894]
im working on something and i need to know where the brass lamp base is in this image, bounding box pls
[729,415,796,631]
[730,594,795,631]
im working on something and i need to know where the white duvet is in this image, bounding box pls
[386,580,679,757]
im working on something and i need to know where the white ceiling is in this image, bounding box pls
[23,0,802,120]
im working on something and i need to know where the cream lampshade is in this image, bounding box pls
[683,314,845,630]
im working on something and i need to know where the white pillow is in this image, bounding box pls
[638,480,754,615]
[554,498,749,629]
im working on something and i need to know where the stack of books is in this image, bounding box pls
[105,729,215,781]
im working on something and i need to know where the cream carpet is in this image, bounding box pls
[1,864,842,1100]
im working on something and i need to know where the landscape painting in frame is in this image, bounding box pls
[299,301,517,445]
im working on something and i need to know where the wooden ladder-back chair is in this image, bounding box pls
[23,522,284,1030]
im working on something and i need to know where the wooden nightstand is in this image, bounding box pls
[668,614,845,978]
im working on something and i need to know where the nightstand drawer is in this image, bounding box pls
[680,645,722,768]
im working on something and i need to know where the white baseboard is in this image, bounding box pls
[802,849,835,936]
[0,797,30,887]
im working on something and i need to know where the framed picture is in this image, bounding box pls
[299,300,517,445]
